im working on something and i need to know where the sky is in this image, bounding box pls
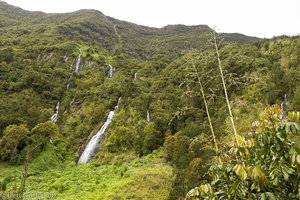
[3,0,300,38]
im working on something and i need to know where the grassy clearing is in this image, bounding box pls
[0,148,174,200]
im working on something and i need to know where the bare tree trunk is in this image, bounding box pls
[212,31,238,145]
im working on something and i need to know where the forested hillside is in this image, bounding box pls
[0,1,299,199]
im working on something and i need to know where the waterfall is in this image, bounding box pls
[50,102,60,122]
[108,65,114,78]
[66,75,72,89]
[283,94,288,102]
[280,94,288,110]
[134,72,138,80]
[146,110,151,122]
[74,49,82,73]
[280,102,284,110]
[78,97,121,164]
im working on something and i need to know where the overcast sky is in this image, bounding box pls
[3,0,300,38]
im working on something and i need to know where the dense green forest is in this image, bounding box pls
[0,1,299,199]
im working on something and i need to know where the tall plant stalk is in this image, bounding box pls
[191,60,220,160]
[17,143,43,198]
[212,31,238,145]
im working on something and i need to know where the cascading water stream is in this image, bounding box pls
[280,93,288,110]
[146,110,151,122]
[50,102,60,122]
[280,103,284,110]
[78,97,121,164]
[74,49,82,73]
[279,94,289,119]
[134,72,138,80]
[108,65,114,78]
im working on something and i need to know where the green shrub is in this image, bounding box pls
[164,131,190,167]
[186,106,300,199]
[106,126,135,152]
[142,122,163,155]
[0,124,30,163]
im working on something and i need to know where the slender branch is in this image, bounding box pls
[191,60,219,158]
[18,142,43,198]
[212,31,238,145]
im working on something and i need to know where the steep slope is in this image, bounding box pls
[0,1,260,59]
[0,1,43,26]
[1,1,299,200]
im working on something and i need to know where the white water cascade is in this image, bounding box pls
[280,94,288,110]
[74,49,82,73]
[146,110,151,122]
[134,72,138,80]
[108,65,114,78]
[78,97,121,164]
[50,102,60,122]
[280,102,284,111]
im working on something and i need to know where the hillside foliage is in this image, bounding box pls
[0,1,300,199]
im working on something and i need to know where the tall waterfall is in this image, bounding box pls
[74,49,82,73]
[280,94,288,110]
[108,65,114,78]
[146,110,151,122]
[50,102,60,122]
[78,97,121,164]
[134,72,138,80]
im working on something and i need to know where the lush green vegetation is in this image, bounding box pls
[187,108,300,199]
[0,1,299,199]
[1,147,173,200]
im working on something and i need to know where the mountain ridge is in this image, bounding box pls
[0,0,260,59]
